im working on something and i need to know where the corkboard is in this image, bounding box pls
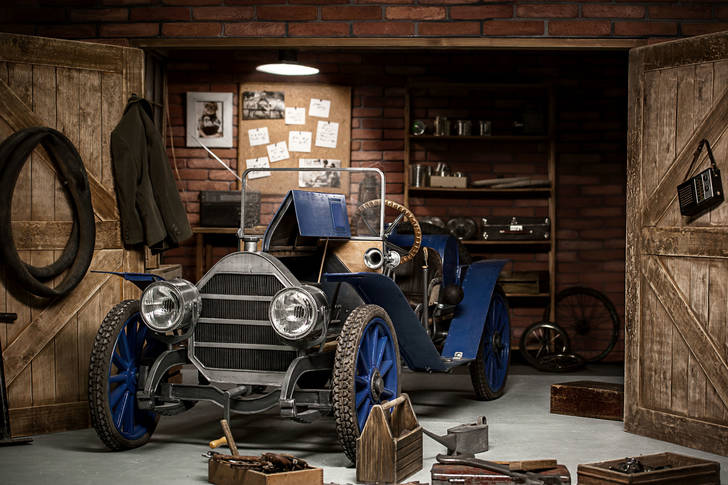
[238,82,351,195]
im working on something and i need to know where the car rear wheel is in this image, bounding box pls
[332,304,401,463]
[469,288,510,400]
[88,300,160,450]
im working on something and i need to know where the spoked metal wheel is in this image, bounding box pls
[469,289,510,400]
[519,321,571,370]
[543,286,620,362]
[332,305,401,462]
[89,300,160,450]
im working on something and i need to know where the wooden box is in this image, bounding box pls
[497,271,548,295]
[208,456,323,485]
[431,463,570,484]
[550,381,624,421]
[429,175,468,188]
[577,452,720,484]
[356,394,423,484]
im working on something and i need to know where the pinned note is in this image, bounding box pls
[245,157,271,179]
[309,98,331,118]
[266,141,290,163]
[289,131,312,153]
[285,107,306,125]
[315,121,338,149]
[247,127,269,147]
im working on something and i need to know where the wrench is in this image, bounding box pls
[436,454,567,485]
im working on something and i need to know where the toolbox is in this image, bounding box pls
[577,452,719,484]
[481,216,550,241]
[199,190,260,228]
[497,271,549,295]
[551,381,624,421]
[431,463,570,484]
[208,454,323,485]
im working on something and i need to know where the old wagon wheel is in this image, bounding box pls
[519,320,571,370]
[543,286,620,363]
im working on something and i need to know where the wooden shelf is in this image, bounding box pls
[504,292,550,298]
[409,134,548,141]
[462,240,551,246]
[409,186,551,196]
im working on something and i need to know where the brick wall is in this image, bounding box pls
[3,2,728,43]
[163,48,627,361]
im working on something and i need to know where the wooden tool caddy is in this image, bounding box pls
[577,452,719,484]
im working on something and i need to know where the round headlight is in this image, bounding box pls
[269,286,326,341]
[140,279,201,332]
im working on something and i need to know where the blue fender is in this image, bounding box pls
[441,259,508,360]
[90,271,164,291]
[387,234,459,287]
[325,272,451,372]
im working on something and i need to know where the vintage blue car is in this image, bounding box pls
[87,167,510,461]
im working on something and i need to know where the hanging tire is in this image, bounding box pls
[332,305,401,463]
[469,288,510,400]
[88,300,161,450]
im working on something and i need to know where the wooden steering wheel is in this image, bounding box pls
[352,199,422,264]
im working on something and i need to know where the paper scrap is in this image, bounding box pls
[248,127,269,147]
[289,131,312,153]
[285,107,306,125]
[266,141,290,163]
[309,98,331,118]
[315,121,338,149]
[245,157,270,179]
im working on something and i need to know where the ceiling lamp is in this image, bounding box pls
[256,50,319,76]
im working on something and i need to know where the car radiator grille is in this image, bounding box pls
[194,273,296,372]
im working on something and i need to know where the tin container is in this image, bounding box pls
[478,120,492,136]
[455,120,472,136]
[434,116,450,136]
[410,164,430,187]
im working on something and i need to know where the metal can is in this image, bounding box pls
[434,116,450,136]
[455,120,472,136]
[478,120,492,136]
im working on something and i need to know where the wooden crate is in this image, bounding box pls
[356,394,423,484]
[431,463,570,484]
[497,271,548,295]
[208,456,323,485]
[550,381,624,421]
[577,452,720,484]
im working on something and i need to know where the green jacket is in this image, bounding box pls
[111,95,192,253]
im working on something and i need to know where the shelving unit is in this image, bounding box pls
[403,82,556,321]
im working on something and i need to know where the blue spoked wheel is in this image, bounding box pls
[332,304,401,462]
[469,288,510,400]
[89,300,160,450]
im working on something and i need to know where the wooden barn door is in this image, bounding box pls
[0,34,144,436]
[626,31,728,455]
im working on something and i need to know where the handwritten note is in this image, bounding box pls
[245,157,270,179]
[315,121,338,149]
[266,141,290,163]
[247,127,269,147]
[289,131,312,153]
[285,107,306,125]
[309,98,331,118]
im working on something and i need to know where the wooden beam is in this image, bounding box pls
[637,31,728,72]
[642,226,728,258]
[12,221,122,250]
[9,401,89,437]
[0,33,124,73]
[0,79,119,222]
[132,37,644,51]
[643,256,728,410]
[643,86,728,226]
[3,249,123,385]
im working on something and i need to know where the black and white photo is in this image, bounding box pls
[243,91,285,120]
[186,92,233,147]
[298,158,341,188]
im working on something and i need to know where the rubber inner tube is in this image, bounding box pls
[0,127,95,298]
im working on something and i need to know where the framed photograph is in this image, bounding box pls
[186,92,233,148]
[298,158,341,188]
[242,91,285,120]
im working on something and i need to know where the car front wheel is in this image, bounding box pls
[469,288,510,400]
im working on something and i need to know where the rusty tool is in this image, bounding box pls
[436,454,566,485]
[220,419,238,456]
[423,416,488,457]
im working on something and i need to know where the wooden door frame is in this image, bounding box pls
[626,31,728,455]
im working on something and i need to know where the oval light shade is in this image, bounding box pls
[256,63,319,76]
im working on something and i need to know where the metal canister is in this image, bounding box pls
[455,120,472,136]
[478,120,492,136]
[410,164,431,187]
[434,116,450,136]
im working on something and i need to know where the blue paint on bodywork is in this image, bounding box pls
[325,272,456,372]
[91,271,164,290]
[387,234,459,287]
[292,190,351,238]
[442,259,508,360]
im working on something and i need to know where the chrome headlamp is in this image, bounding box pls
[269,285,327,343]
[140,278,201,333]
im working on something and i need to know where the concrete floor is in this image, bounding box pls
[1,364,727,484]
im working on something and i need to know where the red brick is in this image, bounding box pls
[99,22,158,37]
[681,22,728,36]
[582,4,644,19]
[614,21,677,36]
[450,5,512,19]
[2,7,66,23]
[516,4,577,19]
[69,8,129,22]
[102,0,155,5]
[351,151,382,161]
[352,129,382,139]
[353,107,383,117]
[353,21,414,36]
[356,0,412,5]
[386,6,445,20]
[187,180,233,191]
[420,0,478,4]
[162,21,221,36]
[38,24,97,37]
[257,6,317,21]
[289,22,350,36]
[162,0,221,4]
[322,6,381,20]
[361,140,403,150]
[130,6,189,20]
[224,22,285,36]
[208,170,237,181]
[418,21,480,35]
[178,168,208,180]
[549,20,611,37]
[482,20,544,36]
[718,6,728,18]
[192,6,253,20]
[225,0,279,4]
[649,5,712,19]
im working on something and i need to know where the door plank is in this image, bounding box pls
[707,137,728,224]
[0,79,119,221]
[55,67,79,224]
[2,249,123,385]
[78,70,102,183]
[77,287,101,401]
[643,256,728,410]
[640,279,657,410]
[707,260,728,421]
[31,65,56,222]
[7,64,32,224]
[642,226,728,258]
[676,66,696,161]
[643,87,728,226]
[11,221,122,250]
[653,275,673,411]
[694,64,715,227]
[688,260,709,419]
[642,71,660,202]
[657,69,678,185]
[29,251,55,406]
[54,316,79,403]
[101,72,123,192]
